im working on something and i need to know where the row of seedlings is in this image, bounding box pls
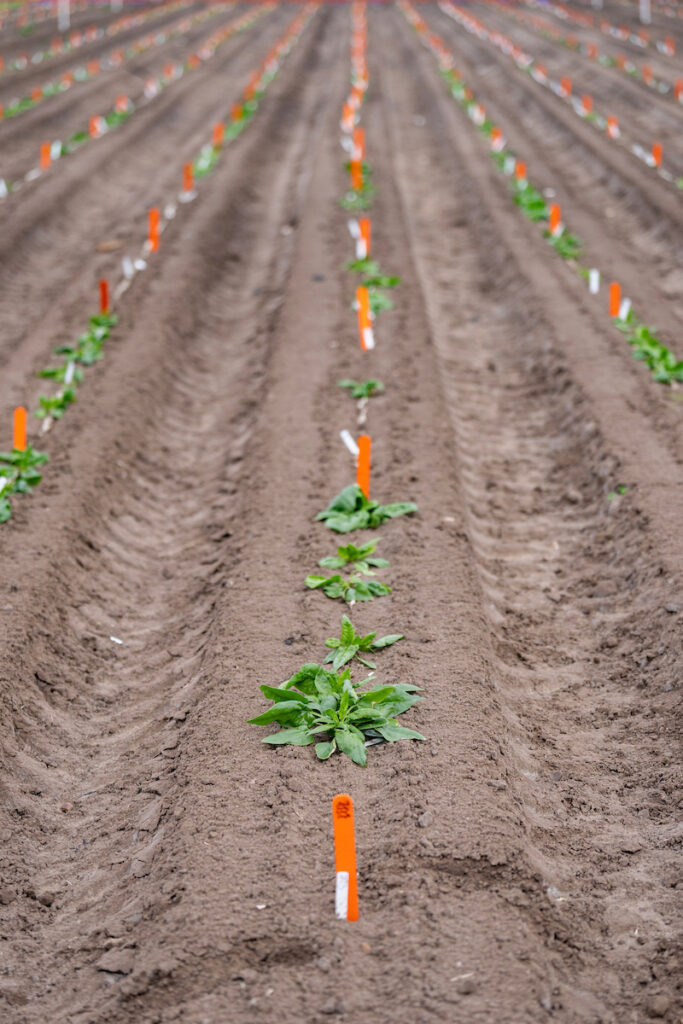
[399,0,683,384]
[491,0,683,104]
[0,0,189,71]
[438,1,681,188]
[0,2,274,200]
[0,1,225,124]
[0,5,318,523]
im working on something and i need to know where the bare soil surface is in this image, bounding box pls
[0,4,681,1023]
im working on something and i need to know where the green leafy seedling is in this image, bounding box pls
[39,364,84,384]
[340,163,376,212]
[36,388,76,419]
[0,445,49,522]
[545,229,582,262]
[305,574,391,604]
[249,661,424,765]
[318,538,389,575]
[511,177,548,220]
[346,257,378,274]
[614,312,683,383]
[324,614,403,670]
[316,484,417,534]
[367,288,394,314]
[338,379,384,400]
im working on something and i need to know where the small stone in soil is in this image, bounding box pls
[455,976,476,995]
[647,995,670,1018]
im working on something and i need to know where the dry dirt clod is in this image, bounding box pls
[96,948,135,975]
[647,994,670,1018]
[0,886,16,905]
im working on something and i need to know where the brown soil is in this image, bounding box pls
[0,4,681,1024]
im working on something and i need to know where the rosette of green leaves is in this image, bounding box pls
[316,484,417,534]
[248,662,424,765]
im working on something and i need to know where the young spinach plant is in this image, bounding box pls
[0,445,49,523]
[305,573,391,604]
[319,538,388,575]
[347,257,401,315]
[324,614,403,669]
[317,484,417,534]
[338,378,384,400]
[249,662,424,765]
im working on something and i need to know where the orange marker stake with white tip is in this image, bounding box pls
[358,217,371,259]
[40,142,51,170]
[332,794,358,922]
[357,435,371,499]
[148,207,160,253]
[356,286,373,351]
[609,282,621,318]
[183,163,193,193]
[352,126,365,161]
[548,203,562,237]
[13,407,27,452]
[99,279,108,315]
[350,158,362,191]
[560,76,572,96]
[514,160,527,186]
[652,142,662,168]
[581,94,593,115]
[606,116,619,139]
[212,122,224,148]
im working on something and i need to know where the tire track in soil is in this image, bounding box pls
[380,6,682,1020]
[0,6,339,1022]
[420,3,683,462]
[0,5,291,412]
[0,1,205,103]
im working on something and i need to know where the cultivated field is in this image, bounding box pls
[0,0,681,1021]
